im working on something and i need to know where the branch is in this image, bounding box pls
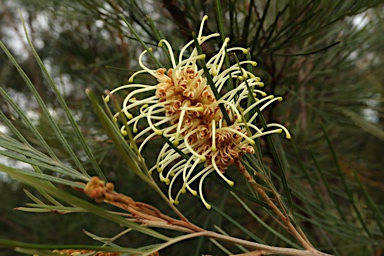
[82,177,332,256]
[236,162,314,251]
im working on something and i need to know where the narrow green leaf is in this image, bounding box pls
[257,10,281,56]
[230,192,301,249]
[255,107,294,214]
[353,171,384,235]
[23,189,45,205]
[210,238,233,255]
[215,0,226,42]
[241,0,255,46]
[241,153,266,180]
[18,14,90,178]
[0,239,143,254]
[251,0,271,53]
[310,149,347,223]
[162,135,190,160]
[214,225,249,253]
[275,40,341,56]
[88,89,181,215]
[192,33,232,125]
[0,133,87,180]
[321,124,371,237]
[211,175,270,208]
[121,15,163,68]
[215,0,235,91]
[0,106,30,145]
[291,138,325,207]
[84,228,132,247]
[210,204,265,244]
[20,19,106,182]
[36,188,64,207]
[146,15,173,65]
[86,89,151,183]
[20,204,85,213]
[341,108,384,141]
[319,228,341,256]
[0,86,58,162]
[295,211,372,243]
[1,165,170,241]
[0,164,84,188]
[0,150,82,181]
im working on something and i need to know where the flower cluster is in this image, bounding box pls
[106,16,290,209]
[34,249,121,256]
[35,250,158,256]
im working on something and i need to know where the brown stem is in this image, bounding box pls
[83,177,330,256]
[205,231,331,256]
[237,163,314,251]
[151,184,204,232]
[83,177,204,233]
[142,231,331,256]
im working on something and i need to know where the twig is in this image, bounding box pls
[83,177,331,256]
[236,162,314,251]
[207,231,331,256]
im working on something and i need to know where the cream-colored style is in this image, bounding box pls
[106,16,290,209]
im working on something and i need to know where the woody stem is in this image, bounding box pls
[237,162,314,251]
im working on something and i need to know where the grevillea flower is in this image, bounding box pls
[39,250,122,256]
[105,15,291,209]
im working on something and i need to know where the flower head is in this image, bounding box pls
[35,250,121,256]
[106,15,290,209]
